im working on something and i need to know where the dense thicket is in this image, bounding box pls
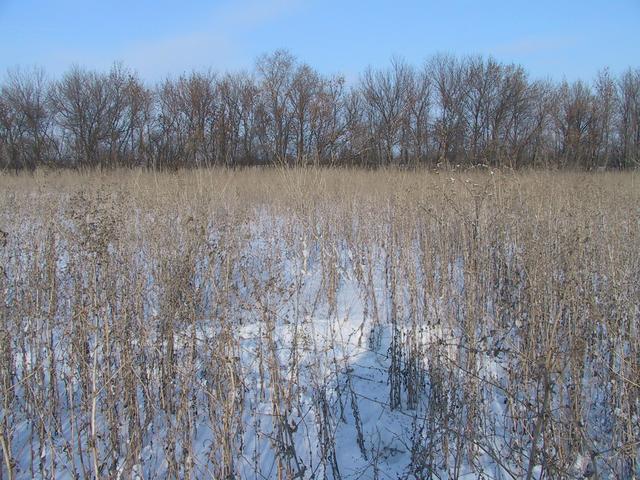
[1,51,639,170]
[1,170,639,478]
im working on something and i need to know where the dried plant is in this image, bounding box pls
[0,167,638,479]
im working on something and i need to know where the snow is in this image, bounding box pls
[1,204,638,479]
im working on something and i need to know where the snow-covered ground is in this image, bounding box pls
[1,193,638,480]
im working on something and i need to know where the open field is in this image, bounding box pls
[0,168,639,479]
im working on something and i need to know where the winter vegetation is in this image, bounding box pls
[1,50,640,171]
[0,167,638,479]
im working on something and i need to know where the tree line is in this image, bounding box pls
[1,50,639,170]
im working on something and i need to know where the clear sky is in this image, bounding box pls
[0,0,638,83]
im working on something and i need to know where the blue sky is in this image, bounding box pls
[0,0,638,83]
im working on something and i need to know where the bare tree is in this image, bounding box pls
[463,56,499,163]
[341,88,368,165]
[360,57,413,165]
[217,73,245,166]
[123,74,153,168]
[310,74,347,165]
[429,54,468,165]
[404,65,431,165]
[256,50,296,164]
[500,71,552,168]
[155,71,218,168]
[552,80,595,168]
[49,64,146,168]
[289,63,321,165]
[616,68,640,168]
[50,66,107,167]
[1,51,638,170]
[593,68,616,168]
[0,67,53,170]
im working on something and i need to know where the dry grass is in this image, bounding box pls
[0,167,639,479]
